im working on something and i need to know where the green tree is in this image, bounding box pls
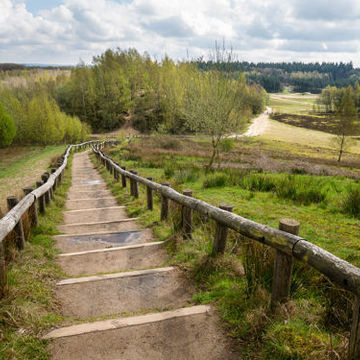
[0,103,16,146]
[333,86,359,162]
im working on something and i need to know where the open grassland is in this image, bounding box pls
[269,93,318,113]
[98,139,358,359]
[0,146,66,214]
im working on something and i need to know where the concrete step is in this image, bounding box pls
[54,229,153,253]
[58,241,168,276]
[56,267,193,318]
[67,190,113,200]
[63,207,126,224]
[65,198,118,210]
[58,218,139,235]
[72,179,104,186]
[45,305,240,360]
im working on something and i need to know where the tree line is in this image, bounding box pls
[57,49,267,134]
[0,72,89,147]
[198,61,360,94]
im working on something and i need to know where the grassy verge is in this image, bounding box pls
[0,157,72,360]
[0,145,66,212]
[93,144,357,359]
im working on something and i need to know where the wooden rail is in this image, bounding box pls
[93,145,360,360]
[0,140,111,299]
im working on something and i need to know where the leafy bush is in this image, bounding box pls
[0,103,16,146]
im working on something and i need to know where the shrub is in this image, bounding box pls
[342,187,360,217]
[0,103,16,146]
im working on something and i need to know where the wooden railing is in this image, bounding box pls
[93,144,360,360]
[0,140,109,299]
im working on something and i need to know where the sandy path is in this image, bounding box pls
[230,107,271,138]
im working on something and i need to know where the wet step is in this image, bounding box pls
[54,229,153,253]
[63,207,127,225]
[67,190,113,200]
[58,241,168,276]
[65,198,118,210]
[58,219,139,235]
[56,267,193,318]
[45,305,240,360]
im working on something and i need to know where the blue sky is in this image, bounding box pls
[1,0,360,65]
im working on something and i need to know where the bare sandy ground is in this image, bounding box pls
[230,106,271,138]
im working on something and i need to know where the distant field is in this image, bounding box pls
[0,145,66,214]
[269,93,318,113]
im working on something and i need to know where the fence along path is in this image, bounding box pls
[89,145,360,360]
[0,140,106,299]
[44,149,240,359]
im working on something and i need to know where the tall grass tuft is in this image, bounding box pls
[342,186,360,217]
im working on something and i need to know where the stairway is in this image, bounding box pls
[45,151,240,360]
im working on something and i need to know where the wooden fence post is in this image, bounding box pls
[121,167,127,188]
[23,187,38,227]
[130,171,139,198]
[212,203,233,255]
[182,189,193,239]
[51,169,57,191]
[146,177,153,210]
[36,181,46,214]
[161,182,171,221]
[0,242,7,299]
[7,196,25,250]
[271,218,300,308]
[349,296,360,359]
[41,174,51,204]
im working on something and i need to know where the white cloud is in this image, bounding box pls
[0,0,359,65]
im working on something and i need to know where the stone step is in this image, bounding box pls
[58,241,168,276]
[54,229,153,253]
[58,218,139,235]
[65,198,117,210]
[72,179,104,186]
[63,206,126,224]
[45,305,240,360]
[56,267,193,319]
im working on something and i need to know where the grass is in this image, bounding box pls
[96,142,357,359]
[0,145,66,212]
[0,157,72,360]
[269,93,318,113]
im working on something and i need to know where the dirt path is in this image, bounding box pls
[230,107,271,138]
[44,151,240,359]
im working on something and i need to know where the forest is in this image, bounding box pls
[198,60,360,93]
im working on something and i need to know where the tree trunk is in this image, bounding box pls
[338,134,345,162]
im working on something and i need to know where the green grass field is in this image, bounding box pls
[269,93,318,113]
[0,145,66,213]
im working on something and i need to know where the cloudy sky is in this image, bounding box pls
[1,0,360,65]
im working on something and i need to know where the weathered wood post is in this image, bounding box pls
[160,182,171,221]
[36,181,46,214]
[130,171,139,198]
[7,196,25,250]
[41,174,51,204]
[114,163,119,181]
[182,189,193,239]
[146,177,153,210]
[23,187,38,227]
[0,242,7,299]
[121,167,127,188]
[212,203,233,255]
[51,168,57,191]
[349,296,360,359]
[271,218,300,308]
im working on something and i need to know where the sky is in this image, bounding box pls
[1,0,360,66]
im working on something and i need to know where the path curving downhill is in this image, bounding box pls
[44,150,240,359]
